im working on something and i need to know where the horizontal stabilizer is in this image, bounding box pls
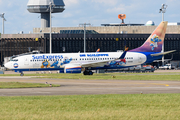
[151,50,176,56]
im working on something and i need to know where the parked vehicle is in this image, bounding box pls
[159,64,175,70]
[142,65,155,72]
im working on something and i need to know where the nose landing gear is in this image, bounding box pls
[20,72,24,76]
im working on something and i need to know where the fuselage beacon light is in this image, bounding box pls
[5,21,175,76]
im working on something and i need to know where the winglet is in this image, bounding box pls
[119,47,128,59]
[96,48,100,52]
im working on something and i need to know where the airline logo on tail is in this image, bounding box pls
[150,34,162,51]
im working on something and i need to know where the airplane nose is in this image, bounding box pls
[4,62,11,69]
[4,63,8,68]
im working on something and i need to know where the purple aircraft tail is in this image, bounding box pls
[129,21,168,52]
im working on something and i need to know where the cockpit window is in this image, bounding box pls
[10,59,18,62]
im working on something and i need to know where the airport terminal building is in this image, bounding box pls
[1,0,180,67]
[1,24,180,67]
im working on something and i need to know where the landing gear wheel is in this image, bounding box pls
[83,71,88,75]
[20,72,24,76]
[89,71,93,75]
[83,71,93,75]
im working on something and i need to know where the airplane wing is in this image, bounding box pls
[81,59,116,67]
[150,50,176,56]
[81,47,128,68]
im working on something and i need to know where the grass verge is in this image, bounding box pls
[1,72,180,81]
[0,94,180,120]
[31,72,180,81]
[0,82,60,89]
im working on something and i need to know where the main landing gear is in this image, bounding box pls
[83,70,93,75]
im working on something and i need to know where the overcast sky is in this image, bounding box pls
[0,0,179,34]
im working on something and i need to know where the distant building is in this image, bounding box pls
[168,22,180,26]
[33,23,180,34]
[101,23,144,26]
[145,21,155,26]
[27,0,65,28]
[1,33,180,67]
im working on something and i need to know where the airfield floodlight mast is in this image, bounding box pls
[49,2,52,54]
[47,1,54,54]
[0,13,6,34]
[159,4,167,21]
[159,4,167,66]
[79,23,91,53]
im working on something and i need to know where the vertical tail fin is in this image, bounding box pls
[129,21,168,52]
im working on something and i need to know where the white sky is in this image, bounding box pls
[0,0,179,34]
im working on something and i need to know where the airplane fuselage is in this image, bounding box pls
[5,51,154,73]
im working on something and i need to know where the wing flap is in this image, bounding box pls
[81,59,115,67]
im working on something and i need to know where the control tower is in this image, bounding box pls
[27,0,65,28]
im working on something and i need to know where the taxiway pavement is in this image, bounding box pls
[0,77,180,96]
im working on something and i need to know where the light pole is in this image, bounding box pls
[49,2,52,54]
[47,1,55,54]
[79,23,91,53]
[0,13,6,34]
[159,4,167,66]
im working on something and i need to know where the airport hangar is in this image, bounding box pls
[1,23,180,67]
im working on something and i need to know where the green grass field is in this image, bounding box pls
[0,82,60,89]
[41,72,180,81]
[1,72,180,81]
[0,72,180,119]
[0,94,180,120]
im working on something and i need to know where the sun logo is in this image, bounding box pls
[150,34,162,51]
[14,63,18,68]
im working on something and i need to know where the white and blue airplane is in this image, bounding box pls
[5,21,175,76]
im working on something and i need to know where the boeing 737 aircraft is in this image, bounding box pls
[5,21,175,76]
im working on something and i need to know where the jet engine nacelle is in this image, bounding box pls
[64,64,81,73]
